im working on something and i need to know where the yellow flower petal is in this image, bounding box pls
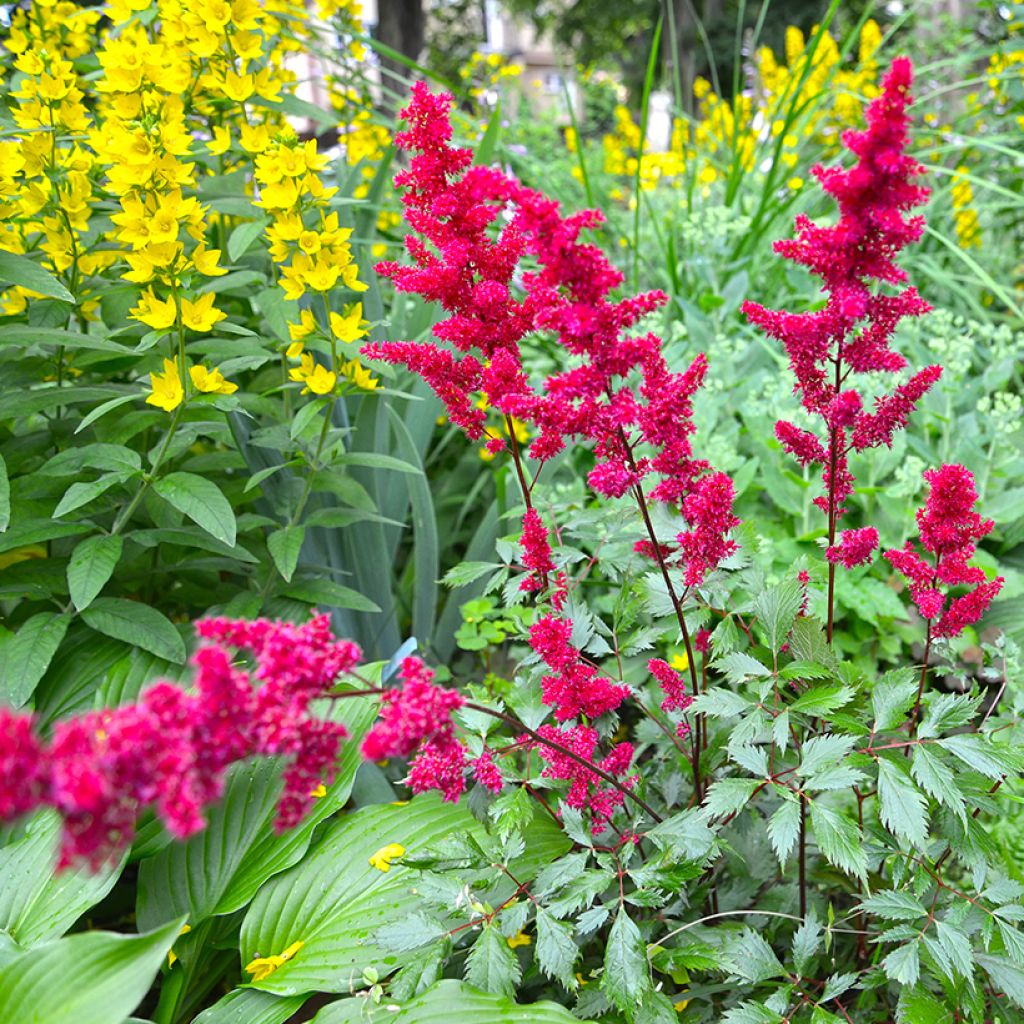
[146,358,184,412]
[368,842,406,872]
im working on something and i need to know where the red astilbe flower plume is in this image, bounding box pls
[0,615,361,867]
[742,57,941,546]
[884,464,1004,638]
[366,84,739,592]
[827,526,880,568]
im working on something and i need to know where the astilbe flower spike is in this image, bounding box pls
[743,57,941,570]
[0,615,361,867]
[884,464,1003,638]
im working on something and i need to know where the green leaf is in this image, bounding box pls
[938,734,1020,780]
[54,472,131,518]
[798,735,856,777]
[474,99,503,165]
[67,535,123,611]
[602,908,648,1011]
[334,452,422,474]
[0,920,181,1024]
[721,1003,783,1024]
[267,525,304,583]
[227,218,269,262]
[240,795,479,994]
[153,471,237,546]
[76,394,137,434]
[535,909,579,991]
[910,746,966,823]
[728,928,785,984]
[464,924,520,999]
[877,758,929,848]
[375,912,447,954]
[0,251,74,302]
[0,453,9,532]
[896,987,953,1024]
[309,979,585,1024]
[191,989,306,1024]
[977,954,1024,1008]
[0,612,72,706]
[882,941,921,987]
[789,685,854,716]
[282,579,381,613]
[752,578,803,652]
[715,652,771,683]
[767,797,801,867]
[701,778,762,819]
[859,891,927,921]
[809,801,866,879]
[791,915,822,975]
[81,598,186,664]
[872,668,918,732]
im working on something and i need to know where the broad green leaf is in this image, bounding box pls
[602,908,648,1011]
[0,611,71,707]
[227,218,269,262]
[137,699,374,929]
[335,452,421,474]
[859,891,926,921]
[0,810,124,947]
[0,453,8,532]
[877,759,929,848]
[154,471,237,546]
[67,534,123,611]
[240,795,479,994]
[767,797,801,866]
[0,920,181,1024]
[192,989,305,1024]
[283,579,381,613]
[535,909,579,991]
[310,979,588,1024]
[0,251,74,302]
[464,923,520,999]
[809,801,866,879]
[81,597,186,664]
[268,525,304,583]
[53,472,131,518]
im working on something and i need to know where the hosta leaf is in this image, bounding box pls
[309,979,588,1024]
[81,598,186,664]
[153,471,237,546]
[0,611,71,706]
[240,795,479,995]
[464,923,520,999]
[191,989,305,1024]
[602,908,648,1011]
[877,758,928,848]
[67,534,123,611]
[0,920,181,1024]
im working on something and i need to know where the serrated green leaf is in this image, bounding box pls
[859,891,926,921]
[702,778,762,819]
[789,684,854,716]
[938,734,1020,780]
[153,471,237,546]
[977,954,1024,1008]
[464,924,520,999]
[896,986,953,1024]
[809,801,866,879]
[791,914,822,975]
[375,912,447,954]
[798,735,856,777]
[715,652,772,683]
[268,525,304,583]
[877,758,929,848]
[67,534,123,611]
[882,941,921,986]
[602,909,648,1011]
[535,909,579,991]
[752,579,803,652]
[872,668,918,732]
[81,598,186,664]
[910,746,966,823]
[721,1003,783,1024]
[768,797,801,867]
[0,611,71,706]
[728,928,785,984]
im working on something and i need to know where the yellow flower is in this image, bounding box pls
[288,308,317,341]
[189,364,237,394]
[146,358,184,411]
[310,783,327,798]
[244,940,304,982]
[304,363,337,395]
[670,651,689,673]
[787,177,804,191]
[342,359,378,391]
[507,930,532,949]
[181,293,226,332]
[329,303,369,343]
[208,126,231,155]
[192,245,227,277]
[286,341,305,358]
[368,842,405,872]
[130,288,177,330]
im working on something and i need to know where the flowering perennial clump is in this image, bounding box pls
[743,58,941,558]
[884,464,1004,638]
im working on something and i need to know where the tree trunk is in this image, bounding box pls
[375,0,426,106]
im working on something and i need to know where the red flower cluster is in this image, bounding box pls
[366,82,738,592]
[884,464,1004,637]
[531,615,630,722]
[0,615,360,867]
[648,659,694,739]
[534,724,636,835]
[826,526,880,568]
[743,57,941,550]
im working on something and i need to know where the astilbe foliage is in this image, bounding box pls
[0,615,360,866]
[885,464,1004,638]
[743,57,941,560]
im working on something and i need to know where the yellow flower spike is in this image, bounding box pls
[146,358,184,412]
[244,940,305,983]
[189,364,237,395]
[303,364,337,395]
[507,930,532,949]
[368,843,406,872]
[181,293,226,332]
[130,289,177,331]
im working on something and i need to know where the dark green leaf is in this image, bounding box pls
[872,668,918,732]
[0,251,73,302]
[282,579,381,613]
[81,598,186,664]
[809,802,866,879]
[602,909,648,1011]
[0,612,72,707]
[859,891,926,921]
[67,535,123,611]
[752,579,803,652]
[153,471,237,546]
[535,909,579,991]
[882,941,920,986]
[464,924,520,999]
[268,525,305,583]
[767,797,801,867]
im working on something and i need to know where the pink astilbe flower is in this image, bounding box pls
[743,57,941,524]
[826,526,880,568]
[471,748,505,793]
[530,615,630,722]
[884,464,1003,638]
[366,83,738,592]
[648,659,694,715]
[0,614,361,866]
[519,507,566,606]
[407,736,467,803]
[361,656,465,759]
[534,724,636,835]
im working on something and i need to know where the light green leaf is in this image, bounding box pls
[910,746,966,823]
[464,924,520,999]
[791,915,822,975]
[752,579,803,652]
[81,598,186,664]
[859,891,927,921]
[227,219,269,262]
[67,535,123,611]
[789,685,854,716]
[0,453,8,532]
[282,579,381,613]
[767,797,801,867]
[798,735,856,778]
[896,987,953,1024]
[0,920,181,1024]
[938,734,1020,780]
[728,928,785,984]
[701,778,762,820]
[809,801,866,879]
[191,989,305,1024]
[0,612,71,706]
[602,909,648,1011]
[268,525,305,583]
[872,668,918,732]
[977,954,1024,1008]
[76,394,138,434]
[877,759,929,848]
[535,909,579,991]
[0,251,74,302]
[154,471,237,546]
[882,941,920,986]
